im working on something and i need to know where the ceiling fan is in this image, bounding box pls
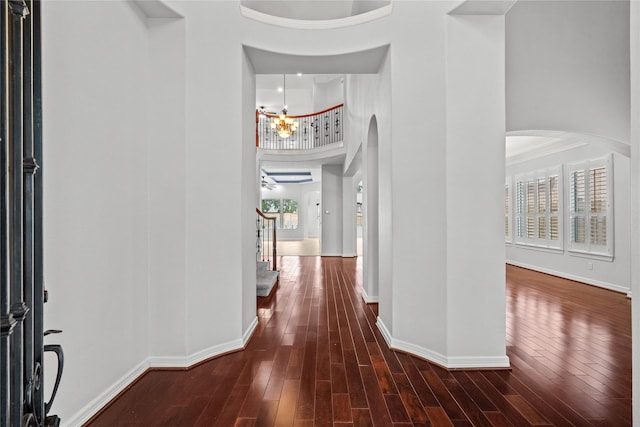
[258,106,277,116]
[261,176,276,190]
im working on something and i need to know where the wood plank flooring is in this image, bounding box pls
[85,259,632,426]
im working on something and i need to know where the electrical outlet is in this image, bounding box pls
[587,262,593,270]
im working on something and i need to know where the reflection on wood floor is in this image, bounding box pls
[86,259,632,426]
[277,238,321,256]
[276,238,363,256]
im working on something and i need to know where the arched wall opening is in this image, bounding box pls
[363,115,379,302]
[505,129,632,294]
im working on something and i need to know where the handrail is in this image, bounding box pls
[262,103,344,119]
[256,103,344,150]
[256,208,277,271]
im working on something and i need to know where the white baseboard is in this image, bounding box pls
[243,316,259,346]
[66,329,255,427]
[377,316,393,347]
[506,260,631,294]
[149,337,245,369]
[361,287,379,303]
[65,360,150,427]
[376,317,510,369]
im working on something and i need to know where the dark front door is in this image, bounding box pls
[2,1,62,425]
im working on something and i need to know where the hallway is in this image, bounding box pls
[87,258,631,426]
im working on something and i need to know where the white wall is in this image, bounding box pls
[341,175,359,257]
[312,76,344,112]
[42,1,256,423]
[383,1,450,358]
[146,15,187,360]
[260,182,318,241]
[506,0,630,143]
[305,189,321,238]
[506,143,631,293]
[42,1,150,421]
[178,0,249,357]
[242,51,259,348]
[321,165,344,256]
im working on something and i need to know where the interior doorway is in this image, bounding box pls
[362,115,379,302]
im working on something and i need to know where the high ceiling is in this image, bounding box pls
[241,0,390,21]
[256,74,341,116]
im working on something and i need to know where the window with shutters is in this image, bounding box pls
[505,179,512,243]
[514,166,563,250]
[567,155,613,258]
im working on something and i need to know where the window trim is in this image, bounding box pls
[505,177,512,244]
[566,154,614,259]
[261,198,300,230]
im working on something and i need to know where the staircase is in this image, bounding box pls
[257,261,279,297]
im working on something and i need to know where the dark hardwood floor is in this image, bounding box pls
[86,258,632,426]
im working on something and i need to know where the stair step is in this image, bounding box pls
[257,270,279,297]
[256,261,270,272]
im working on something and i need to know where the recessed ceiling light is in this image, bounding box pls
[297,72,302,77]
[277,87,283,92]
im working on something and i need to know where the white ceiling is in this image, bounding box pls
[244,45,389,75]
[256,73,341,115]
[241,0,390,21]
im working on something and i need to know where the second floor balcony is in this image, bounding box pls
[257,104,344,151]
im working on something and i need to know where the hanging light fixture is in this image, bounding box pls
[271,74,298,139]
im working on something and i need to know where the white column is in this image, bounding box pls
[630,1,640,423]
[444,13,509,367]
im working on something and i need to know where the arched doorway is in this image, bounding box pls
[363,115,379,302]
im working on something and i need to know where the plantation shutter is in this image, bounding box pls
[526,179,535,239]
[513,166,562,249]
[515,180,525,239]
[505,179,511,242]
[567,155,612,257]
[589,166,607,246]
[548,175,560,241]
[569,166,586,248]
[536,177,546,239]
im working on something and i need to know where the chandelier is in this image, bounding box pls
[270,74,298,139]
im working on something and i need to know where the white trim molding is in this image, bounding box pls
[149,338,246,369]
[65,361,150,427]
[376,318,509,370]
[243,316,259,346]
[239,4,392,30]
[361,287,379,303]
[507,260,631,295]
[65,324,259,427]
